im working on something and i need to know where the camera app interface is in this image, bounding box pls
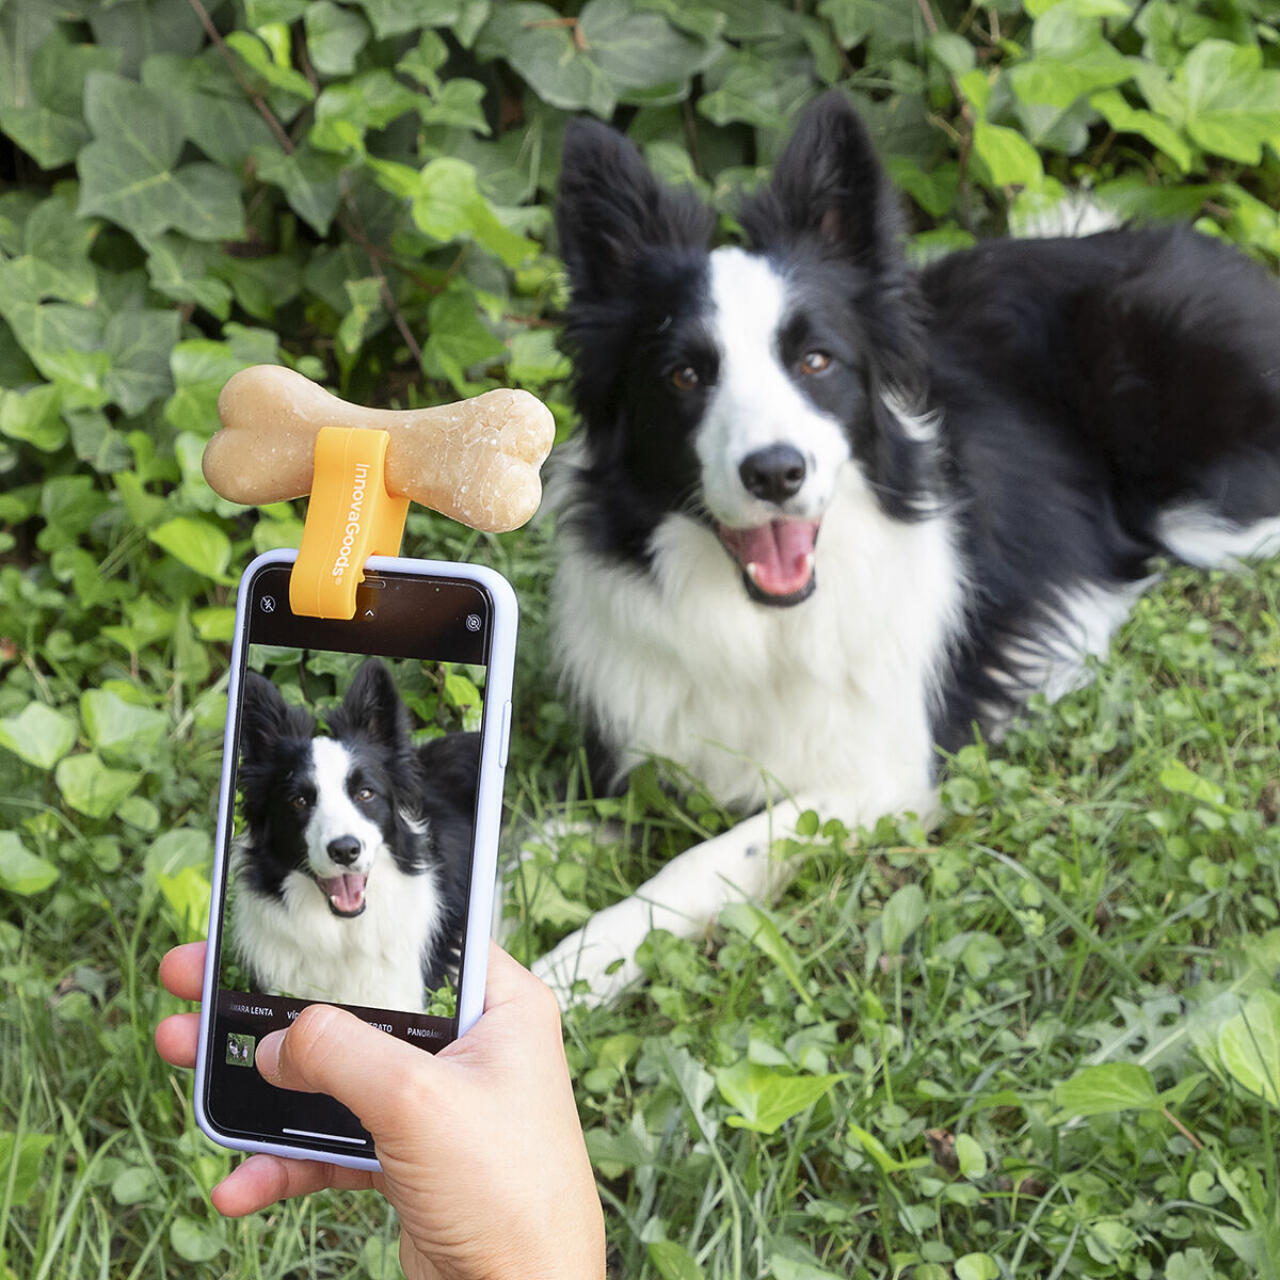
[204,564,492,1154]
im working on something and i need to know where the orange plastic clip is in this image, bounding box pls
[289,427,410,619]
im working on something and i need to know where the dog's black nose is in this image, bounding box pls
[327,836,361,866]
[739,445,806,503]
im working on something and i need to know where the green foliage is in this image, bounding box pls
[4,0,1280,1276]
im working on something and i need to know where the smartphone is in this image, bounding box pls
[194,549,516,1170]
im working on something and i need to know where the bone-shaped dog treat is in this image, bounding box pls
[204,365,555,533]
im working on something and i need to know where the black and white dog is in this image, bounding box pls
[232,659,478,1012]
[534,92,1280,1001]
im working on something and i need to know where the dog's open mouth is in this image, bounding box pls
[317,872,368,917]
[718,518,820,605]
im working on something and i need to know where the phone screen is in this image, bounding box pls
[201,558,507,1159]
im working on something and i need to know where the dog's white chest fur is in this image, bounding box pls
[554,467,963,822]
[231,844,444,1011]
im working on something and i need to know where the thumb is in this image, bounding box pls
[257,1005,438,1134]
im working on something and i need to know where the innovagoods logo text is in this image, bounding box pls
[331,464,369,580]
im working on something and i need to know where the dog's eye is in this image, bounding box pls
[355,786,375,802]
[799,351,832,376]
[670,366,699,392]
[290,794,310,810]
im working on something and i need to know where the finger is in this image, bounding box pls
[211,1153,374,1217]
[154,1012,201,1068]
[159,943,207,1001]
[256,1005,439,1132]
[483,939,554,1011]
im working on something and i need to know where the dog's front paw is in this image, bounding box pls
[533,924,642,1010]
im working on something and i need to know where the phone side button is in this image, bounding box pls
[497,700,512,768]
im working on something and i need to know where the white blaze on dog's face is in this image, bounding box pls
[694,248,854,604]
[302,737,387,916]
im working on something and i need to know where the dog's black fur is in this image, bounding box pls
[553,93,1280,802]
[234,660,478,999]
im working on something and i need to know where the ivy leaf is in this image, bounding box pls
[21,190,100,305]
[0,384,67,452]
[0,298,108,405]
[245,0,309,23]
[336,277,385,356]
[143,233,233,318]
[507,328,570,387]
[0,1,59,116]
[313,69,419,138]
[77,72,244,242]
[1026,0,1131,13]
[407,157,535,267]
[252,144,347,235]
[418,78,490,133]
[87,0,205,79]
[1178,41,1280,166]
[149,515,233,579]
[972,121,1045,188]
[223,30,315,101]
[578,0,719,93]
[1138,41,1280,166]
[697,51,812,129]
[140,52,279,169]
[1,29,120,168]
[81,688,169,763]
[69,407,133,473]
[476,3,615,118]
[164,332,277,436]
[715,1059,845,1134]
[305,2,370,77]
[398,30,450,88]
[1008,8,1135,111]
[356,0,467,39]
[423,286,505,393]
[0,701,78,769]
[55,752,141,820]
[104,309,180,415]
[1090,88,1191,172]
[214,255,303,322]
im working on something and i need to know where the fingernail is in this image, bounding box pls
[256,1029,284,1081]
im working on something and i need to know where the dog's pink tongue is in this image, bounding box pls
[319,873,366,914]
[719,519,820,596]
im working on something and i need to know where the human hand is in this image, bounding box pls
[156,941,605,1280]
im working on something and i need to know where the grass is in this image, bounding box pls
[4,533,1280,1278]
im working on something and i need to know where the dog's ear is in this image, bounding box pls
[239,672,313,765]
[743,92,903,274]
[333,659,410,749]
[556,118,715,297]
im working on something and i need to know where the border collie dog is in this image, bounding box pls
[535,92,1280,1001]
[232,659,478,1013]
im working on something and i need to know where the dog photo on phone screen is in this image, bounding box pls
[226,655,480,1015]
